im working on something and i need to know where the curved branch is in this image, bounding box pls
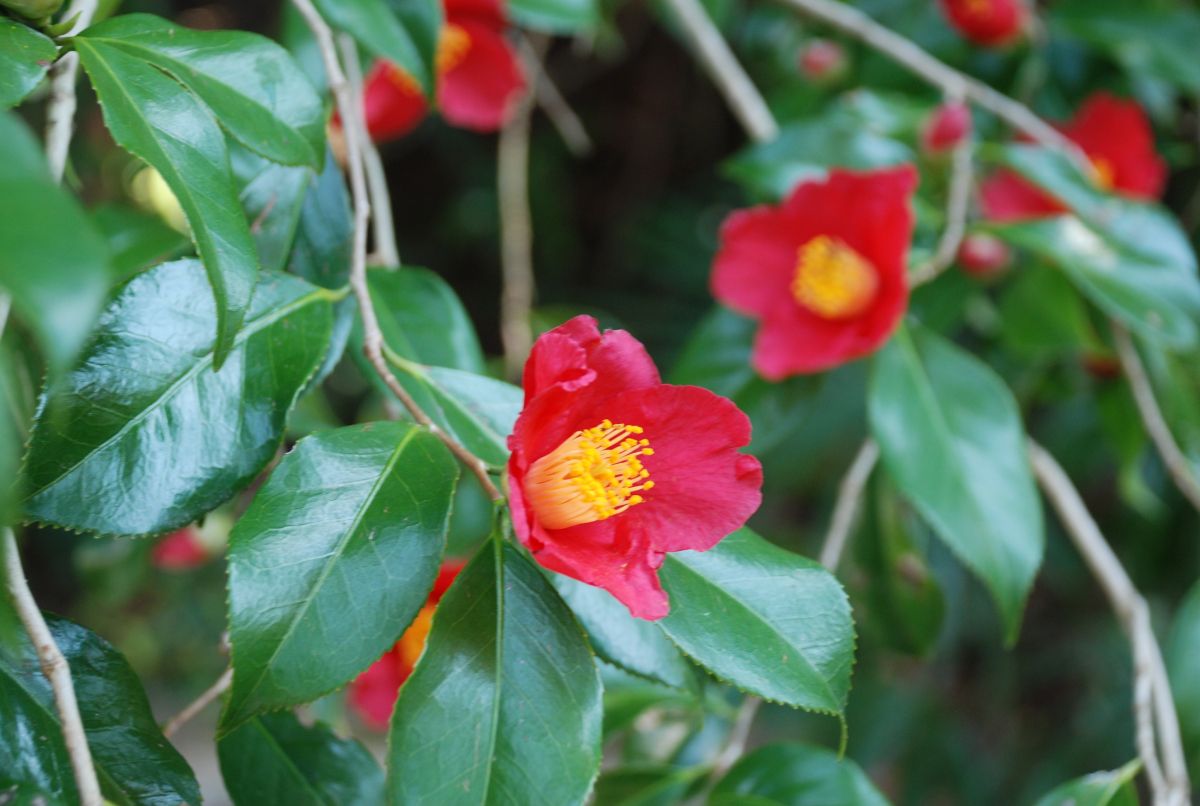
[910,135,974,287]
[44,0,101,182]
[161,666,232,739]
[498,83,536,380]
[819,439,880,571]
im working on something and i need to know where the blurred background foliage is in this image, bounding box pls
[10,0,1200,802]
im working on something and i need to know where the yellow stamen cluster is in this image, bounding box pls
[526,420,655,530]
[437,24,472,74]
[791,235,879,320]
[963,0,992,16]
[1091,157,1116,191]
[397,604,436,668]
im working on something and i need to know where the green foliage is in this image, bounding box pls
[710,743,889,806]
[0,17,55,108]
[1030,760,1140,806]
[312,0,440,97]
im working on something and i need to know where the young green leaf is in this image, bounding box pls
[710,743,890,806]
[230,143,312,274]
[386,539,603,805]
[658,529,856,717]
[288,149,353,290]
[1167,580,1200,778]
[0,17,55,109]
[80,13,325,168]
[507,0,598,34]
[0,112,110,377]
[223,422,457,731]
[0,606,201,805]
[1030,760,1140,806]
[312,0,438,97]
[23,259,333,537]
[369,267,487,372]
[75,38,259,366]
[592,765,708,806]
[218,712,385,806]
[869,323,1044,643]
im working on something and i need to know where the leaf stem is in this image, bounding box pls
[161,666,232,739]
[498,73,536,381]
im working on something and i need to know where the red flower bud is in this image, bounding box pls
[798,39,846,82]
[956,233,1011,278]
[938,0,1027,47]
[921,102,972,154]
[152,527,209,571]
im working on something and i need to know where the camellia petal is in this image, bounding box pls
[938,0,1027,46]
[507,316,762,620]
[438,20,526,131]
[362,60,429,142]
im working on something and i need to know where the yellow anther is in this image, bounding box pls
[437,24,472,74]
[526,420,655,530]
[1091,157,1116,191]
[791,235,879,320]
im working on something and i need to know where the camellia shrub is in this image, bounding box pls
[3,0,1200,803]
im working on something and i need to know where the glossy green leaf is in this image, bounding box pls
[369,268,486,372]
[0,17,55,108]
[224,421,457,730]
[1167,580,1200,778]
[0,343,33,524]
[91,203,190,283]
[997,264,1098,360]
[869,324,1043,642]
[593,766,707,806]
[0,112,110,376]
[313,0,437,96]
[230,142,312,274]
[508,0,597,33]
[288,149,353,290]
[23,259,333,537]
[0,604,200,805]
[219,711,384,806]
[387,539,603,805]
[76,38,259,366]
[549,572,695,690]
[1031,760,1140,806]
[658,529,855,716]
[81,13,325,168]
[709,743,889,806]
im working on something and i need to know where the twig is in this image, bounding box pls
[290,0,501,501]
[44,0,100,183]
[498,85,536,381]
[660,0,779,144]
[3,529,102,806]
[161,667,232,739]
[819,440,880,571]
[355,61,400,270]
[711,694,761,777]
[1029,441,1190,806]
[518,37,592,158]
[1112,325,1200,515]
[910,134,974,287]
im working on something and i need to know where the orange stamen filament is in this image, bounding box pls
[791,235,879,320]
[437,24,471,74]
[1091,157,1116,191]
[526,420,655,530]
[963,0,992,16]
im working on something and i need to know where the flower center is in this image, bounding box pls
[790,235,879,320]
[1090,157,1116,191]
[526,420,655,530]
[383,62,421,97]
[436,24,471,74]
[397,604,435,671]
[963,0,992,16]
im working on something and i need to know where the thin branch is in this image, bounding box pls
[910,135,974,287]
[1029,441,1190,806]
[161,667,232,739]
[819,439,880,571]
[1112,325,1200,515]
[498,85,536,381]
[522,39,593,158]
[3,529,102,806]
[291,0,501,501]
[44,0,101,183]
[711,694,761,777]
[660,0,779,144]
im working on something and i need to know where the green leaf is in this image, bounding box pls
[997,264,1099,360]
[593,766,707,806]
[81,13,325,168]
[1167,580,1200,778]
[386,539,603,805]
[0,17,55,108]
[369,268,486,372]
[710,743,889,806]
[1031,760,1141,806]
[313,0,438,97]
[658,529,855,717]
[0,112,110,376]
[91,203,190,283]
[218,711,385,806]
[0,605,201,805]
[23,259,333,537]
[548,572,695,690]
[288,149,353,290]
[223,421,457,730]
[230,142,313,274]
[868,324,1044,642]
[507,0,597,33]
[76,38,259,366]
[0,342,34,524]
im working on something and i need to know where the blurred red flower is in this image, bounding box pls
[921,101,972,154]
[506,316,762,620]
[152,526,209,570]
[798,39,846,82]
[348,560,464,729]
[956,233,1012,278]
[981,92,1167,221]
[361,0,526,141]
[711,166,918,378]
[938,0,1026,46]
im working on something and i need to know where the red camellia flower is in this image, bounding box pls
[980,92,1167,221]
[348,560,464,729]
[361,0,526,141]
[938,0,1027,46]
[152,526,209,571]
[506,316,762,620]
[921,102,972,154]
[710,165,918,378]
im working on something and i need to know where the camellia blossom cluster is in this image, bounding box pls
[507,316,763,620]
[361,0,526,140]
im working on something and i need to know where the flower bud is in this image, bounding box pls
[798,39,847,83]
[957,233,1011,278]
[921,102,972,154]
[938,0,1027,47]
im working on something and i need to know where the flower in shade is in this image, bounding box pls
[711,165,918,378]
[152,526,209,570]
[348,561,464,729]
[938,0,1027,46]
[506,316,763,620]
[921,102,972,154]
[360,0,526,141]
[980,92,1167,221]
